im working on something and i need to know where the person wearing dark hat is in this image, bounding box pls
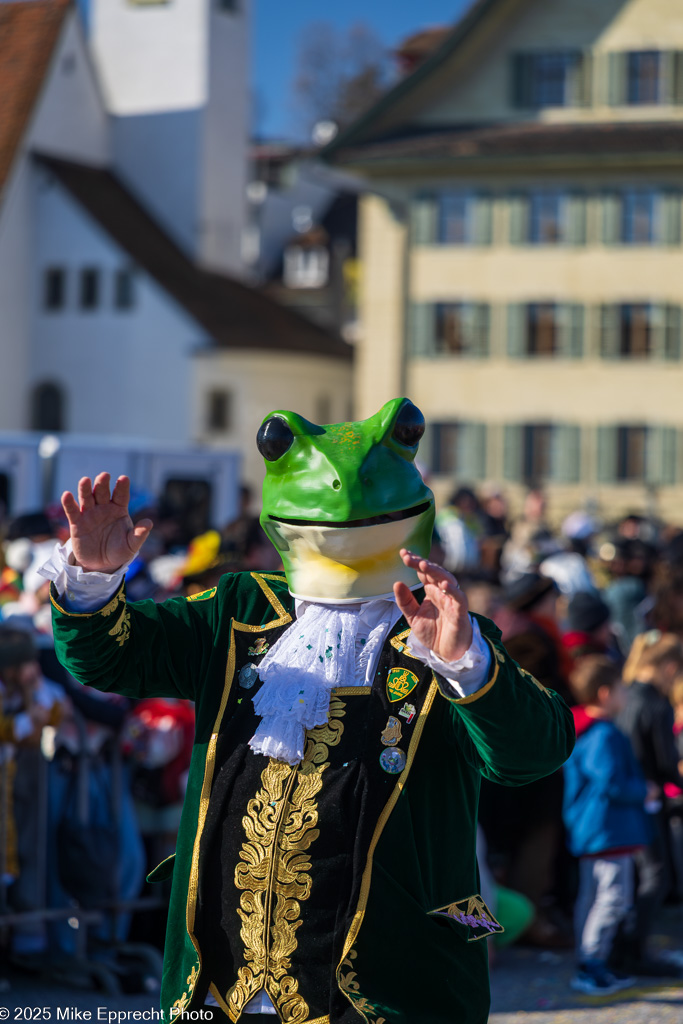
[563,591,623,671]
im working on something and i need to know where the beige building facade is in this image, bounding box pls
[327,0,683,520]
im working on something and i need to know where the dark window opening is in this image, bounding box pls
[622,190,656,243]
[617,426,648,481]
[620,304,652,357]
[529,192,563,243]
[527,304,558,355]
[627,51,662,105]
[32,382,65,432]
[438,193,470,244]
[206,390,232,432]
[79,268,100,310]
[44,268,65,311]
[159,479,212,546]
[523,424,553,483]
[114,268,136,310]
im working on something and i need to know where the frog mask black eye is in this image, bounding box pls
[392,402,425,448]
[257,417,295,462]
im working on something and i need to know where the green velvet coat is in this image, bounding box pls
[51,571,574,1024]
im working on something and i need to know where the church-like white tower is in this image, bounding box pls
[80,0,249,276]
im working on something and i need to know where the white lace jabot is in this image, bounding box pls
[248,599,396,765]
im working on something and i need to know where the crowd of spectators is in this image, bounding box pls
[1,479,683,996]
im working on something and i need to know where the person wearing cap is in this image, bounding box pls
[563,591,624,670]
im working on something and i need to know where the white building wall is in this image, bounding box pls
[199,1,250,273]
[86,0,207,114]
[31,172,201,443]
[0,163,33,430]
[27,12,109,166]
[83,0,250,275]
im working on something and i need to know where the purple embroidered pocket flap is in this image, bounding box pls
[428,893,504,942]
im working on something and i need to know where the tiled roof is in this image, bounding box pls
[38,155,353,359]
[0,0,70,193]
[334,120,683,167]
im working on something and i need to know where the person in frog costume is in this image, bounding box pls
[40,398,574,1024]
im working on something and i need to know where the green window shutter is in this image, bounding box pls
[650,303,667,360]
[646,426,678,485]
[662,428,679,485]
[508,194,529,245]
[565,192,587,245]
[551,424,581,483]
[407,303,436,356]
[472,193,493,245]
[410,195,437,245]
[665,305,682,360]
[661,51,677,105]
[557,304,584,359]
[646,427,662,485]
[597,426,618,483]
[503,425,523,482]
[507,303,527,357]
[602,192,622,245]
[600,304,620,359]
[607,52,626,105]
[459,422,487,480]
[577,50,594,107]
[674,52,683,104]
[511,54,533,108]
[466,303,490,357]
[659,190,681,245]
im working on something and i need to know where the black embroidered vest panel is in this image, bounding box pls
[193,619,434,1023]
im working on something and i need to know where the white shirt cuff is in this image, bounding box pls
[407,617,492,699]
[37,539,132,612]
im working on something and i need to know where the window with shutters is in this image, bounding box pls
[603,188,681,245]
[434,303,489,357]
[627,52,662,104]
[434,192,492,245]
[431,422,487,477]
[512,52,585,108]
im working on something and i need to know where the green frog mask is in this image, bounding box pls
[258,398,435,603]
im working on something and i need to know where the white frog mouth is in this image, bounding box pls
[265,512,431,603]
[268,500,432,530]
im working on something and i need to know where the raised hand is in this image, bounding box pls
[393,549,473,663]
[62,473,153,573]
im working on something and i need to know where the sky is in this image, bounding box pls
[252,0,470,140]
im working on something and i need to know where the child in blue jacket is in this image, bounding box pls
[563,655,651,995]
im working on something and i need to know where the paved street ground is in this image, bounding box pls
[1,910,682,1023]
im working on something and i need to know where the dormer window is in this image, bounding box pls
[512,51,585,108]
[283,246,329,289]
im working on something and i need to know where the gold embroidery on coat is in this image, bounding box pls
[107,605,131,647]
[99,589,124,617]
[227,700,346,1021]
[339,951,386,1024]
[172,964,200,1016]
